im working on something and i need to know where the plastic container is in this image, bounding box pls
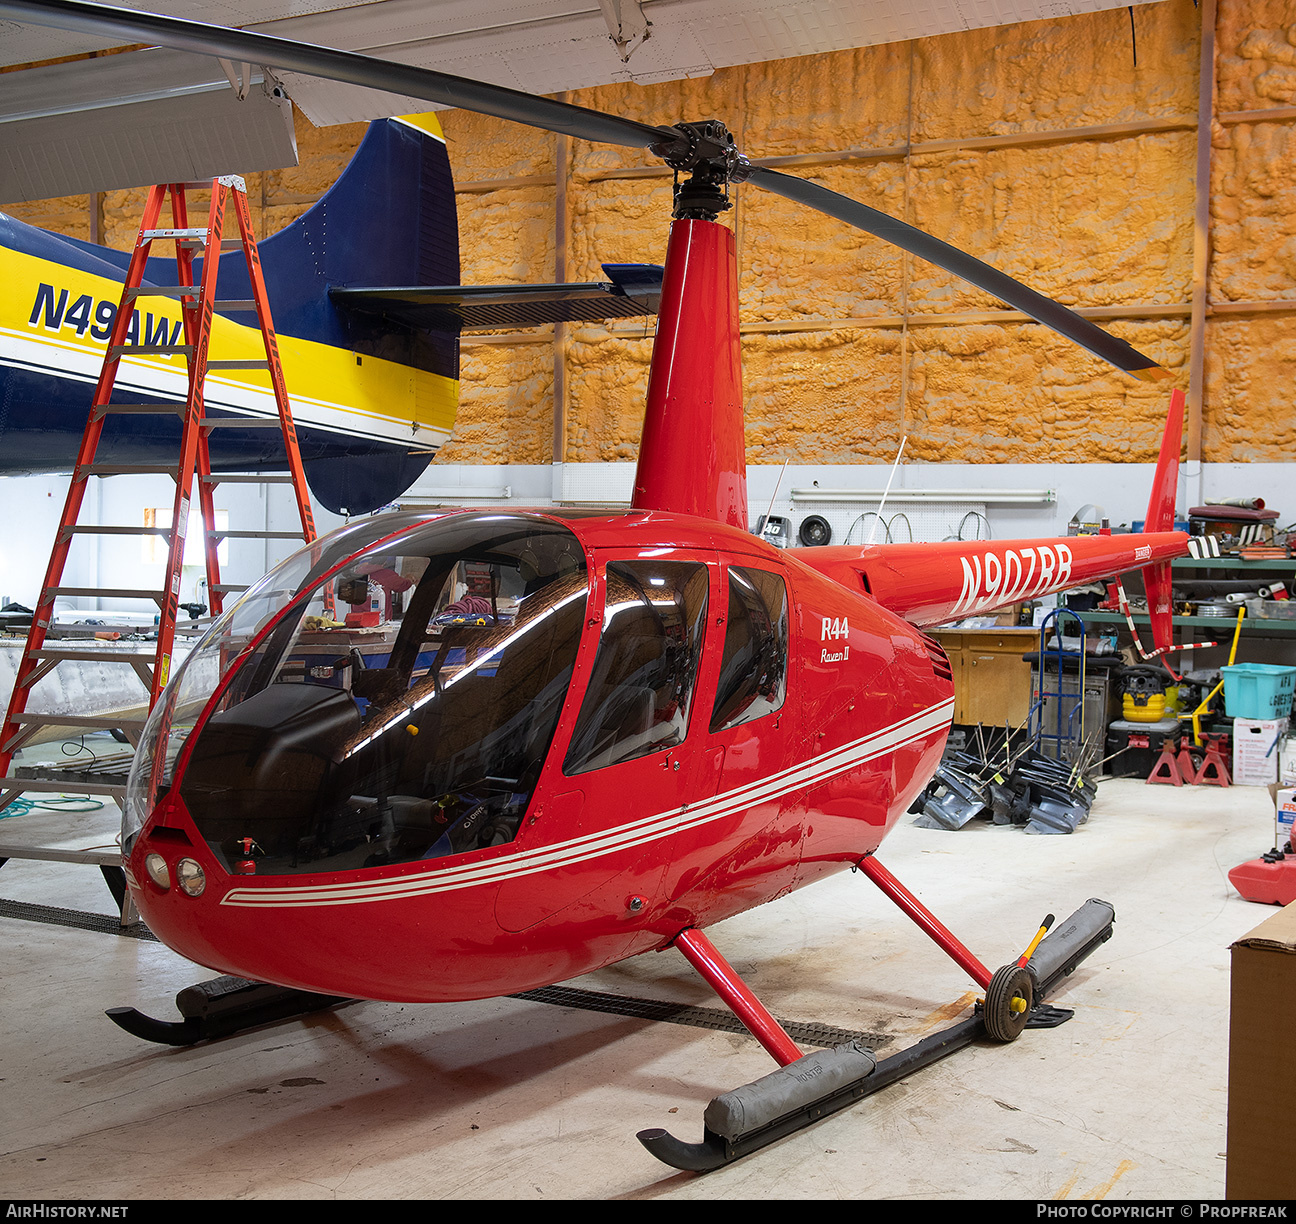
[1221,664,1296,720]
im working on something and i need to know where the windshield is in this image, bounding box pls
[126,513,589,876]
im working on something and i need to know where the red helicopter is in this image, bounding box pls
[10,0,1191,1171]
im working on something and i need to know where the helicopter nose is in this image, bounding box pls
[123,790,237,966]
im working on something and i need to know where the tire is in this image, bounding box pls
[983,963,1034,1042]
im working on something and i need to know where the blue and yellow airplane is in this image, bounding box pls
[1,111,662,515]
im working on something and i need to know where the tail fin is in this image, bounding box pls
[1142,388,1187,653]
[196,114,460,515]
[252,113,459,342]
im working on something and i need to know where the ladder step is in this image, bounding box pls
[211,584,250,594]
[82,464,179,477]
[47,586,165,601]
[199,417,284,428]
[141,227,207,240]
[211,530,305,540]
[176,237,242,251]
[0,844,123,867]
[108,344,195,358]
[10,714,149,730]
[27,647,155,664]
[126,285,201,300]
[202,473,293,484]
[94,403,186,417]
[1,776,126,798]
[216,300,257,311]
[66,525,170,536]
[206,359,269,370]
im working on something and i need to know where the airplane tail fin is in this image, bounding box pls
[253,112,458,344]
[220,113,460,515]
[1141,388,1186,654]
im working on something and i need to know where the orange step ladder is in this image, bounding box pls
[0,176,318,915]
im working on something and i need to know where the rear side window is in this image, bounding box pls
[710,567,788,733]
[564,559,709,774]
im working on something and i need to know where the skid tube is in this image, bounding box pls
[637,893,1115,1172]
[107,975,352,1046]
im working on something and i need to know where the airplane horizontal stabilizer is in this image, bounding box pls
[331,264,663,332]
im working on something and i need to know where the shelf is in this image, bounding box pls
[1173,558,1296,572]
[1074,610,1296,635]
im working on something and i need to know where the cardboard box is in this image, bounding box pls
[1227,900,1296,1198]
[1233,717,1290,786]
[1280,736,1296,786]
[1278,787,1296,850]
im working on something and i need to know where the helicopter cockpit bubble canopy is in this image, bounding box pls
[125,512,590,877]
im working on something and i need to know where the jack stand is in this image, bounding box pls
[1193,733,1231,787]
[1148,744,1184,785]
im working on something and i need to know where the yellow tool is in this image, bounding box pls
[1016,913,1055,970]
[1190,607,1245,746]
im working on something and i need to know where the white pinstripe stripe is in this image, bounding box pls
[219,696,954,909]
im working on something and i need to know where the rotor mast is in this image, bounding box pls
[630,122,750,530]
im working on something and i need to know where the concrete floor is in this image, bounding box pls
[0,750,1280,1201]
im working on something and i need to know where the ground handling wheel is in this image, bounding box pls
[983,963,1034,1042]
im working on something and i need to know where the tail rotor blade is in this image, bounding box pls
[743,164,1167,381]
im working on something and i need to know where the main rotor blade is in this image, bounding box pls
[0,0,670,150]
[6,1,1169,380]
[745,165,1167,380]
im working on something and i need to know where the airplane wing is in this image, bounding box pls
[0,0,1165,203]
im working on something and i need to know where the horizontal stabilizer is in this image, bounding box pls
[331,263,663,331]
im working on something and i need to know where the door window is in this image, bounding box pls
[710,566,788,733]
[564,559,709,774]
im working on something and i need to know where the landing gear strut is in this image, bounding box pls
[638,862,1114,1172]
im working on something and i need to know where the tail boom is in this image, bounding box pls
[799,530,1188,628]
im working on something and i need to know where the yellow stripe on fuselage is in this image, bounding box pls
[0,242,458,448]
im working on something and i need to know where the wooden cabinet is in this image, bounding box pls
[927,627,1037,726]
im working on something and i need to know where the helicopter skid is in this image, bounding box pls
[637,896,1114,1172]
[106,975,352,1047]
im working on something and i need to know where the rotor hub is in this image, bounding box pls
[650,120,751,221]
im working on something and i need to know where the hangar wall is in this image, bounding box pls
[436,0,1295,473]
[6,0,1294,481]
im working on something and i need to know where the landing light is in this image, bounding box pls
[144,854,170,890]
[176,858,206,897]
